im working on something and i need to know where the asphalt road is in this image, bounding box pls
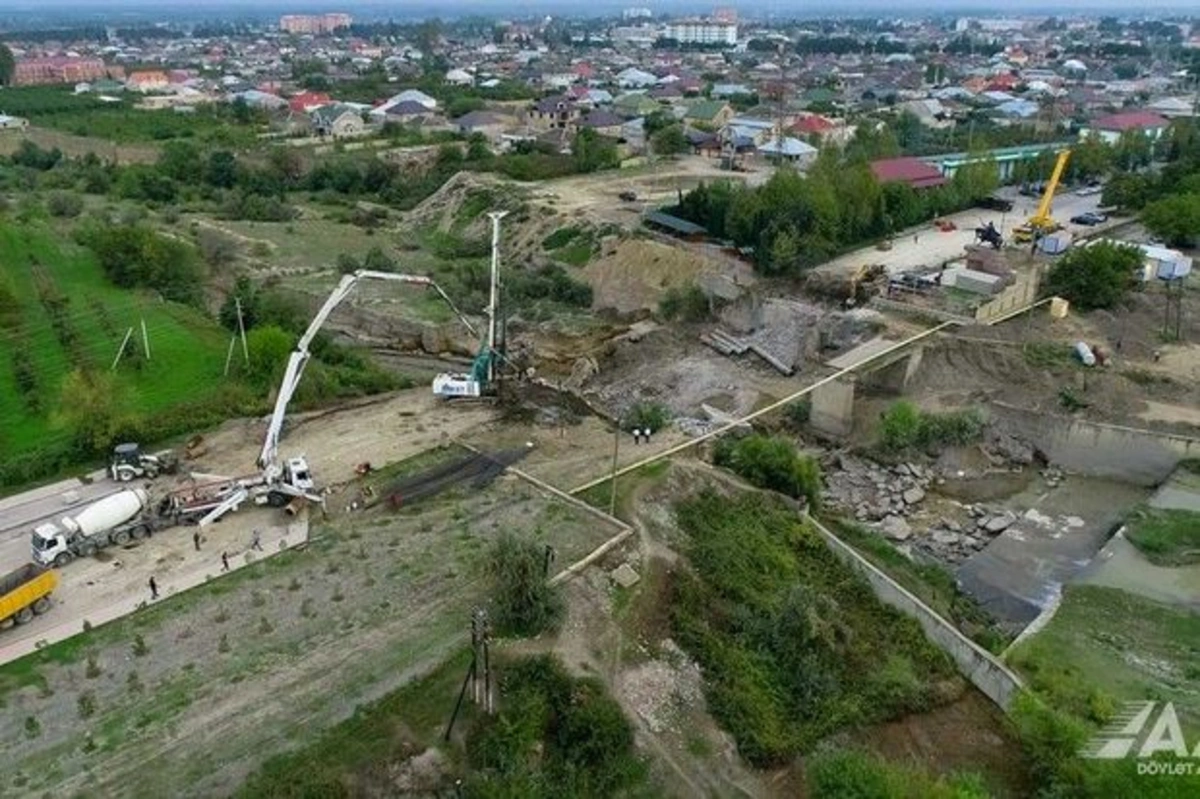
[815,185,1111,277]
[0,470,117,572]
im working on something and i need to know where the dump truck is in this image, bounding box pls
[32,488,157,568]
[0,563,58,629]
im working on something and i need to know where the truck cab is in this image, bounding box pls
[31,523,70,568]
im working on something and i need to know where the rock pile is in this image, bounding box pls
[823,456,935,527]
[914,505,1016,564]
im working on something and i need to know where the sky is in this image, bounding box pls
[5,0,1200,10]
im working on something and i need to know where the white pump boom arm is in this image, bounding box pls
[257,269,477,472]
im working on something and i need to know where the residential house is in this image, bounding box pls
[1147,97,1195,119]
[379,100,439,124]
[375,89,438,116]
[613,92,660,118]
[757,136,818,166]
[1084,110,1171,145]
[289,91,331,113]
[235,90,288,111]
[711,82,752,98]
[454,110,510,142]
[685,100,734,129]
[898,98,952,129]
[312,104,368,138]
[869,157,947,190]
[993,99,1040,121]
[576,109,625,138]
[617,67,658,89]
[127,70,170,92]
[789,113,835,140]
[725,115,775,144]
[530,95,580,130]
[445,68,474,86]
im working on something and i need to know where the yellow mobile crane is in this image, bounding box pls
[1014,149,1071,243]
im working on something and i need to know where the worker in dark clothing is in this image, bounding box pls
[149,576,158,600]
[193,531,201,552]
[251,529,263,551]
[221,552,230,572]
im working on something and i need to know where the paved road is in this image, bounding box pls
[0,470,117,571]
[814,186,1111,277]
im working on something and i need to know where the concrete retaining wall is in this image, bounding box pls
[807,515,1026,711]
[974,269,1040,323]
[990,402,1200,486]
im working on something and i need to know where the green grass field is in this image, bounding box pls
[0,222,230,456]
[1126,507,1200,566]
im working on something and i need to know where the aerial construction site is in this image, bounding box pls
[2,37,1200,796]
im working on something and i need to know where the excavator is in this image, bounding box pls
[1013,149,1071,244]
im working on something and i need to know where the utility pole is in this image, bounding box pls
[223,335,237,377]
[236,297,249,365]
[609,422,620,516]
[486,211,508,387]
[140,317,151,360]
[111,327,133,371]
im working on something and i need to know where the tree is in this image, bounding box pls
[1102,172,1154,211]
[157,141,203,183]
[643,109,674,135]
[650,123,688,157]
[57,370,124,454]
[486,531,565,637]
[245,325,294,385]
[1142,194,1200,248]
[1044,241,1142,310]
[571,128,619,173]
[951,156,1000,202]
[1113,129,1152,171]
[0,43,14,87]
[205,151,239,189]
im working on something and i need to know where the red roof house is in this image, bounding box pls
[870,157,947,190]
[1091,111,1170,133]
[289,91,332,113]
[790,114,834,136]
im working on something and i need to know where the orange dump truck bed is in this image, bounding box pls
[0,563,58,627]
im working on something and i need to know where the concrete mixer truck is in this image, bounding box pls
[31,488,159,568]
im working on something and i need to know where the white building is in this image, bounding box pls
[664,20,737,46]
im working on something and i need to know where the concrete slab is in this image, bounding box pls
[1077,531,1200,610]
[826,336,899,369]
[955,477,1149,631]
[1148,468,1200,513]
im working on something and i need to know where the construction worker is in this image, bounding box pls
[149,576,158,600]
[192,531,201,552]
[250,529,263,552]
[221,552,230,572]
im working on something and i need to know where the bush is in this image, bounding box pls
[657,283,711,322]
[46,191,83,218]
[196,227,240,266]
[75,222,205,306]
[713,434,822,510]
[507,264,593,308]
[622,401,671,434]
[808,749,990,799]
[879,401,983,452]
[1044,241,1143,311]
[486,532,564,638]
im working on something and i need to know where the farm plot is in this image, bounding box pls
[0,461,620,798]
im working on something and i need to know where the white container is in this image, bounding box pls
[1074,341,1096,367]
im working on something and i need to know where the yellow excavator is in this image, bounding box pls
[1014,149,1071,243]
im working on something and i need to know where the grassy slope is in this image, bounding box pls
[0,222,228,454]
[1009,584,1200,729]
[1125,507,1200,566]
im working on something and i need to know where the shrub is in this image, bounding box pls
[46,191,83,218]
[658,283,711,322]
[879,401,982,452]
[486,532,564,637]
[713,434,822,510]
[196,227,240,266]
[623,401,671,434]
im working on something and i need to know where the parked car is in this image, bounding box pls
[977,196,1013,212]
[1070,212,1108,226]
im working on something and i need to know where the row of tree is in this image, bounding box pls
[676,147,999,276]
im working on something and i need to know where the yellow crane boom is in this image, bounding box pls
[1029,149,1071,228]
